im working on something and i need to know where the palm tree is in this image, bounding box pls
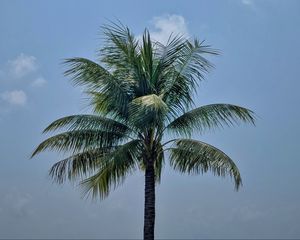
[32,22,255,240]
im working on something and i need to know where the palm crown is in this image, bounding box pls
[32,22,255,239]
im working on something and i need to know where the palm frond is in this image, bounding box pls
[155,34,186,72]
[101,21,139,68]
[100,22,148,95]
[169,139,242,190]
[162,40,218,115]
[140,29,154,87]
[87,91,118,116]
[166,104,255,137]
[31,129,127,157]
[49,147,113,184]
[64,58,131,118]
[43,114,130,134]
[152,34,186,94]
[164,73,195,117]
[174,39,218,81]
[80,139,142,199]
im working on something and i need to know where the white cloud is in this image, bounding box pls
[2,189,34,218]
[0,67,8,82]
[31,76,47,87]
[240,0,258,12]
[148,14,189,44]
[1,90,27,106]
[242,0,254,6]
[232,205,265,222]
[8,53,38,78]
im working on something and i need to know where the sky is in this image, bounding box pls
[1,0,300,239]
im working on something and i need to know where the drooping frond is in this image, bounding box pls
[43,114,130,135]
[64,58,131,118]
[166,104,255,137]
[49,147,113,184]
[128,94,168,131]
[31,129,127,157]
[80,139,142,199]
[169,139,242,190]
[162,40,218,116]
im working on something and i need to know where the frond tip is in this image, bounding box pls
[169,139,242,190]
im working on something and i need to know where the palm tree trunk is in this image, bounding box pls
[143,163,155,240]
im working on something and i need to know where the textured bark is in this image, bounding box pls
[143,163,155,240]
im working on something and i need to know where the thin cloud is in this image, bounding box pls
[2,189,34,218]
[31,77,47,87]
[231,204,265,222]
[1,90,27,106]
[148,14,189,44]
[0,69,4,78]
[242,0,253,5]
[8,53,38,78]
[241,0,258,10]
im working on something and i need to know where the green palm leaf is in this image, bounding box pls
[31,129,127,157]
[49,147,112,184]
[166,104,255,137]
[169,139,242,190]
[80,139,142,199]
[64,58,131,118]
[152,34,186,91]
[43,114,130,134]
[162,39,218,115]
[140,30,154,87]
[101,22,147,95]
[101,21,139,69]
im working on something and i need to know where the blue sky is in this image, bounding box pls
[1,0,300,239]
